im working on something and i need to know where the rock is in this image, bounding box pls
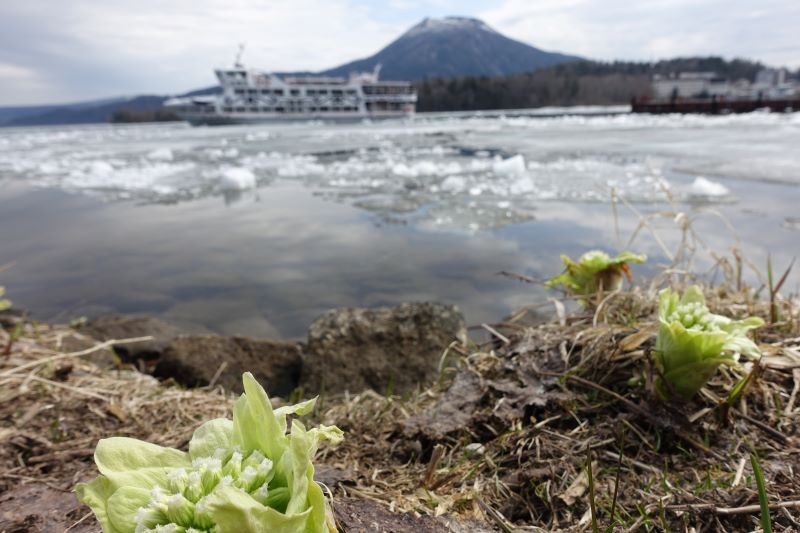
[334,498,496,533]
[158,335,303,395]
[47,329,117,368]
[80,314,184,368]
[301,302,466,395]
[0,483,99,533]
[0,308,25,329]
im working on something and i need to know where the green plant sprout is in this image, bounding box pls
[77,372,343,533]
[546,251,646,302]
[0,287,10,311]
[654,286,763,400]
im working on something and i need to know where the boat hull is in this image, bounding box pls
[176,111,414,126]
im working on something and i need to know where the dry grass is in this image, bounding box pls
[1,283,799,532]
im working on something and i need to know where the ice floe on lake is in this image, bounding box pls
[0,110,798,229]
[689,177,730,197]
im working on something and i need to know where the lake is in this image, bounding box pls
[1,110,798,337]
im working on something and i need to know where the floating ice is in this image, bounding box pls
[146,148,173,161]
[89,161,114,176]
[1,110,797,230]
[441,176,466,193]
[493,154,526,175]
[689,177,730,197]
[219,168,256,190]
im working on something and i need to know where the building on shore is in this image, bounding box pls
[651,68,798,102]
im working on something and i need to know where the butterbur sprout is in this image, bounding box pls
[0,287,10,311]
[76,372,343,533]
[546,250,646,302]
[654,286,763,400]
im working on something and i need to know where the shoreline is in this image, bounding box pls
[1,282,798,531]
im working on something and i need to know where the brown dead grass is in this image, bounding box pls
[1,285,799,532]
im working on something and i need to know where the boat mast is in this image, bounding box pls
[234,43,246,68]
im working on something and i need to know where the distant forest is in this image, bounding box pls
[414,57,780,112]
[9,56,792,126]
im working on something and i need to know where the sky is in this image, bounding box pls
[0,0,798,106]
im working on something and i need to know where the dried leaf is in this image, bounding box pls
[618,327,657,352]
[559,461,597,506]
[106,402,127,422]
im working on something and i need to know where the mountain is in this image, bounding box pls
[0,96,130,126]
[321,17,580,80]
[0,16,580,126]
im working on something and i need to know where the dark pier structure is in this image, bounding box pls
[632,97,799,114]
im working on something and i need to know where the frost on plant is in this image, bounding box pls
[546,250,646,301]
[76,372,343,533]
[655,286,763,400]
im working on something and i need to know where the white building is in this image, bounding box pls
[752,68,797,98]
[652,69,798,101]
[652,72,730,100]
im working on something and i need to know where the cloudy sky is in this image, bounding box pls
[1,0,798,106]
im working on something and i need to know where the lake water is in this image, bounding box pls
[1,110,798,338]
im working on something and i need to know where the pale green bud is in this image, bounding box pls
[153,524,186,533]
[166,493,194,526]
[251,483,270,506]
[185,471,204,502]
[222,451,242,478]
[167,468,188,494]
[193,495,215,531]
[135,506,166,530]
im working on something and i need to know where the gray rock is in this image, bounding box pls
[80,314,184,368]
[158,335,303,395]
[301,302,466,395]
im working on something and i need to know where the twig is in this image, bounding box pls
[0,336,153,377]
[65,511,94,531]
[481,323,510,345]
[666,500,800,515]
[475,495,515,533]
[4,374,111,400]
[733,409,788,444]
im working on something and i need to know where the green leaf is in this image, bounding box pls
[655,285,763,400]
[751,452,773,533]
[660,356,736,400]
[94,437,190,491]
[678,285,705,306]
[207,485,312,533]
[106,486,152,533]
[233,373,288,460]
[190,418,234,460]
[546,250,646,299]
[75,476,119,533]
[286,421,312,516]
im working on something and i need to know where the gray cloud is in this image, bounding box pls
[0,0,797,105]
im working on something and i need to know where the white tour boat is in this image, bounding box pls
[164,57,417,125]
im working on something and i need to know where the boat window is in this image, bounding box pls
[290,89,300,96]
[223,106,233,112]
[235,107,245,113]
[318,89,328,95]
[346,89,357,95]
[275,107,284,112]
[307,89,316,96]
[332,89,343,96]
[260,89,271,95]
[274,89,284,96]
[234,89,245,95]
[320,107,329,111]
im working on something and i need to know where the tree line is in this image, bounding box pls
[413,57,778,112]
